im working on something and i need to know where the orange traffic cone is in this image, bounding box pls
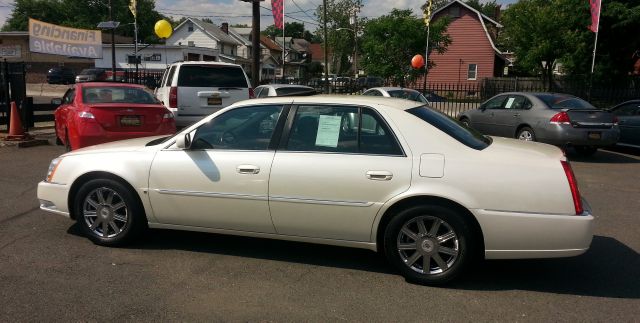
[5,101,32,141]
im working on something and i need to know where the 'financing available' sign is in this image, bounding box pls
[28,18,102,59]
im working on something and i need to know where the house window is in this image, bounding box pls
[188,41,195,47]
[467,64,477,80]
[449,6,460,18]
[188,23,194,32]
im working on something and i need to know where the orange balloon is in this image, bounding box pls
[411,54,425,69]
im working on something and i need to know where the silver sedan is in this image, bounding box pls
[363,87,429,103]
[458,92,620,156]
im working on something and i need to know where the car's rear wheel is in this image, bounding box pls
[517,127,536,141]
[575,145,598,156]
[64,129,72,152]
[460,118,471,128]
[74,178,146,246]
[383,205,473,285]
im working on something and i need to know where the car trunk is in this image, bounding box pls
[566,109,616,129]
[88,104,167,132]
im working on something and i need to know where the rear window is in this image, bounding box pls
[177,65,248,87]
[387,90,428,103]
[535,94,596,110]
[275,87,315,96]
[82,86,160,104]
[407,106,491,150]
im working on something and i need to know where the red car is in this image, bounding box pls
[54,82,176,150]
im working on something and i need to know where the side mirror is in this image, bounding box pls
[51,98,63,105]
[480,105,487,111]
[175,133,192,149]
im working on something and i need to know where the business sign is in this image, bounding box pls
[28,18,102,59]
[0,45,21,58]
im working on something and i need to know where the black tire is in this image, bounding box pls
[55,136,63,146]
[383,205,474,285]
[74,178,146,246]
[575,146,598,156]
[460,118,471,128]
[64,129,72,152]
[516,126,536,141]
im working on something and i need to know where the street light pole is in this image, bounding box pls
[109,0,116,81]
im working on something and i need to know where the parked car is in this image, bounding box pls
[457,92,620,156]
[39,96,593,285]
[357,76,384,89]
[46,67,75,84]
[363,87,429,103]
[53,82,176,150]
[254,84,316,97]
[608,100,640,148]
[155,61,253,127]
[424,91,447,102]
[75,68,107,83]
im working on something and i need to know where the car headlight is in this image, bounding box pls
[45,157,63,182]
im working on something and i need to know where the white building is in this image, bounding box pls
[94,44,220,70]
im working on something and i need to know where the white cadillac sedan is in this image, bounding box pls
[37,96,593,285]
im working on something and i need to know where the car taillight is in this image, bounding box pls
[561,160,583,215]
[249,88,255,99]
[550,111,571,124]
[169,86,178,109]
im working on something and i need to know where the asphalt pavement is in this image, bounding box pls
[0,141,638,321]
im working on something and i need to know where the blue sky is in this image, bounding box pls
[0,0,518,31]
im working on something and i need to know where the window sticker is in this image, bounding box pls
[505,97,515,109]
[315,115,342,147]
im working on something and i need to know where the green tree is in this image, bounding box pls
[502,0,640,88]
[316,0,363,76]
[263,22,305,38]
[465,0,501,21]
[501,0,581,89]
[3,0,167,43]
[359,9,450,86]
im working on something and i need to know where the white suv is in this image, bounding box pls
[156,61,254,127]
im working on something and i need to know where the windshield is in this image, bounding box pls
[407,106,491,150]
[388,90,428,103]
[82,86,160,104]
[535,94,597,110]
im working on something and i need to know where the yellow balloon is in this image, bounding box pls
[154,19,173,39]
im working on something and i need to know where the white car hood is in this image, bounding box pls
[64,135,170,156]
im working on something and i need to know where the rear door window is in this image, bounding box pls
[177,65,248,87]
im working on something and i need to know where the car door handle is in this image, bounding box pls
[366,171,393,181]
[236,165,260,174]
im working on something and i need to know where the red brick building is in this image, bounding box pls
[424,0,510,85]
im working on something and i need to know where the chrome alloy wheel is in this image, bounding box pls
[82,187,129,238]
[396,216,459,275]
[518,130,534,141]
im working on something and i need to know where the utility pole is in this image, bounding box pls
[242,0,263,87]
[323,0,329,93]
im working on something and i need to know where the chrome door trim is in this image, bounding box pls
[155,189,268,201]
[269,195,374,207]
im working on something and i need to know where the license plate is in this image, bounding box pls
[207,97,222,105]
[588,132,601,140]
[120,115,141,126]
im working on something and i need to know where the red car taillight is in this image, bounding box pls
[550,111,571,124]
[249,88,255,99]
[169,86,178,109]
[561,160,583,215]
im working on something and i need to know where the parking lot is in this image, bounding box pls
[0,139,638,321]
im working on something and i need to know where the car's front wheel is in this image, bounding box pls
[383,205,473,285]
[74,178,146,246]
